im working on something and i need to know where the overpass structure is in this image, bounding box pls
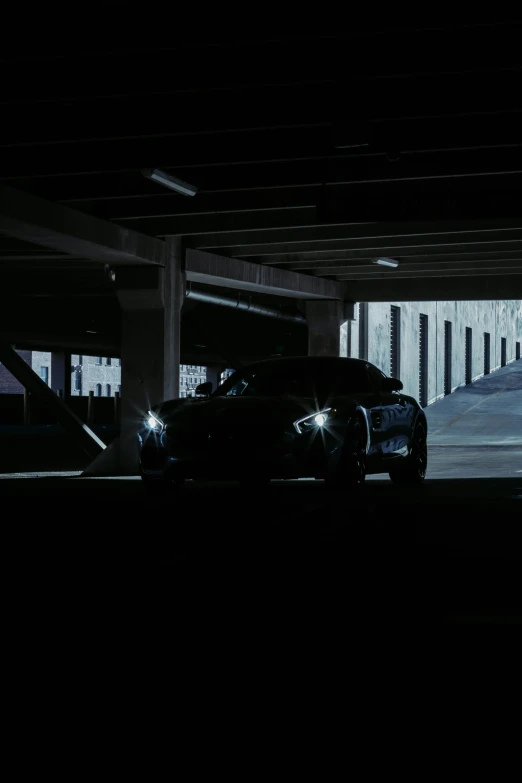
[1,20,521,471]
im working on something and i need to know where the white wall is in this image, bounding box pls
[32,351,52,386]
[350,300,522,406]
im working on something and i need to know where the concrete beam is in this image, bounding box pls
[190,220,522,252]
[336,267,522,281]
[248,251,522,270]
[347,275,522,302]
[0,337,105,460]
[0,184,165,266]
[4,334,120,358]
[185,248,345,300]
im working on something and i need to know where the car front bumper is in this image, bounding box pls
[138,426,344,480]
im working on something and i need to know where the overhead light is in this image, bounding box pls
[373,258,400,268]
[142,168,198,197]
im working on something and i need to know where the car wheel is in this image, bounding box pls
[389,423,428,486]
[324,416,367,490]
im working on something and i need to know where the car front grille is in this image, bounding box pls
[165,418,283,452]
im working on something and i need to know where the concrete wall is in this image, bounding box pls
[350,300,522,406]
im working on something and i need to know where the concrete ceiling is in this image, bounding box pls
[1,19,522,359]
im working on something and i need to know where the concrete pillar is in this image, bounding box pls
[50,351,71,399]
[340,321,349,358]
[82,238,185,476]
[306,300,345,357]
[358,302,369,360]
[164,237,184,401]
[205,364,225,393]
[120,307,165,421]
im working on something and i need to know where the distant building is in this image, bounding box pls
[0,352,207,398]
[70,355,122,397]
[220,369,235,383]
[0,350,32,393]
[179,364,208,397]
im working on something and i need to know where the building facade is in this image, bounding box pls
[347,300,522,406]
[0,349,32,393]
[0,353,207,399]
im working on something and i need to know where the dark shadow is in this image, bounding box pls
[1,474,520,627]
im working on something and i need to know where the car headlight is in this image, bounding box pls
[293,408,333,434]
[146,410,164,433]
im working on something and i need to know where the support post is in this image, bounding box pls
[358,302,369,360]
[164,237,184,401]
[87,391,94,427]
[51,351,65,396]
[204,364,225,393]
[305,300,344,357]
[114,391,121,425]
[340,302,357,358]
[0,337,105,460]
[23,388,30,426]
[82,238,185,476]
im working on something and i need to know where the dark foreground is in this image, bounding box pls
[2,451,521,627]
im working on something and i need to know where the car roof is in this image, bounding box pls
[240,356,373,371]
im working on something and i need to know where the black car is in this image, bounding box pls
[138,356,428,489]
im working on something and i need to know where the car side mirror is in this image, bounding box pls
[382,377,403,392]
[195,381,213,397]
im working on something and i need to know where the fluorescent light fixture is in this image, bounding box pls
[373,258,399,268]
[142,168,198,197]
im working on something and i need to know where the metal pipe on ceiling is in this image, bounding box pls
[185,285,306,324]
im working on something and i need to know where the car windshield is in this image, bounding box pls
[214,361,370,398]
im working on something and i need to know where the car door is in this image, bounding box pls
[377,369,411,458]
[364,364,386,461]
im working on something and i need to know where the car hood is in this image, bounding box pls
[158,393,362,432]
[161,395,317,426]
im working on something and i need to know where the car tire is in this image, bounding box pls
[389,422,428,486]
[324,416,367,490]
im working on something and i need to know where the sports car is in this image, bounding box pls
[138,356,428,489]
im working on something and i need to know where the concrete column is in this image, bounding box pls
[306,300,344,357]
[340,321,349,358]
[205,364,225,393]
[82,239,185,476]
[120,307,165,423]
[339,302,357,358]
[358,302,369,360]
[50,351,72,399]
[164,237,184,401]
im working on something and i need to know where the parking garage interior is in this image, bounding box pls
[1,18,522,626]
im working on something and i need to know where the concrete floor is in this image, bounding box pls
[2,359,521,626]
